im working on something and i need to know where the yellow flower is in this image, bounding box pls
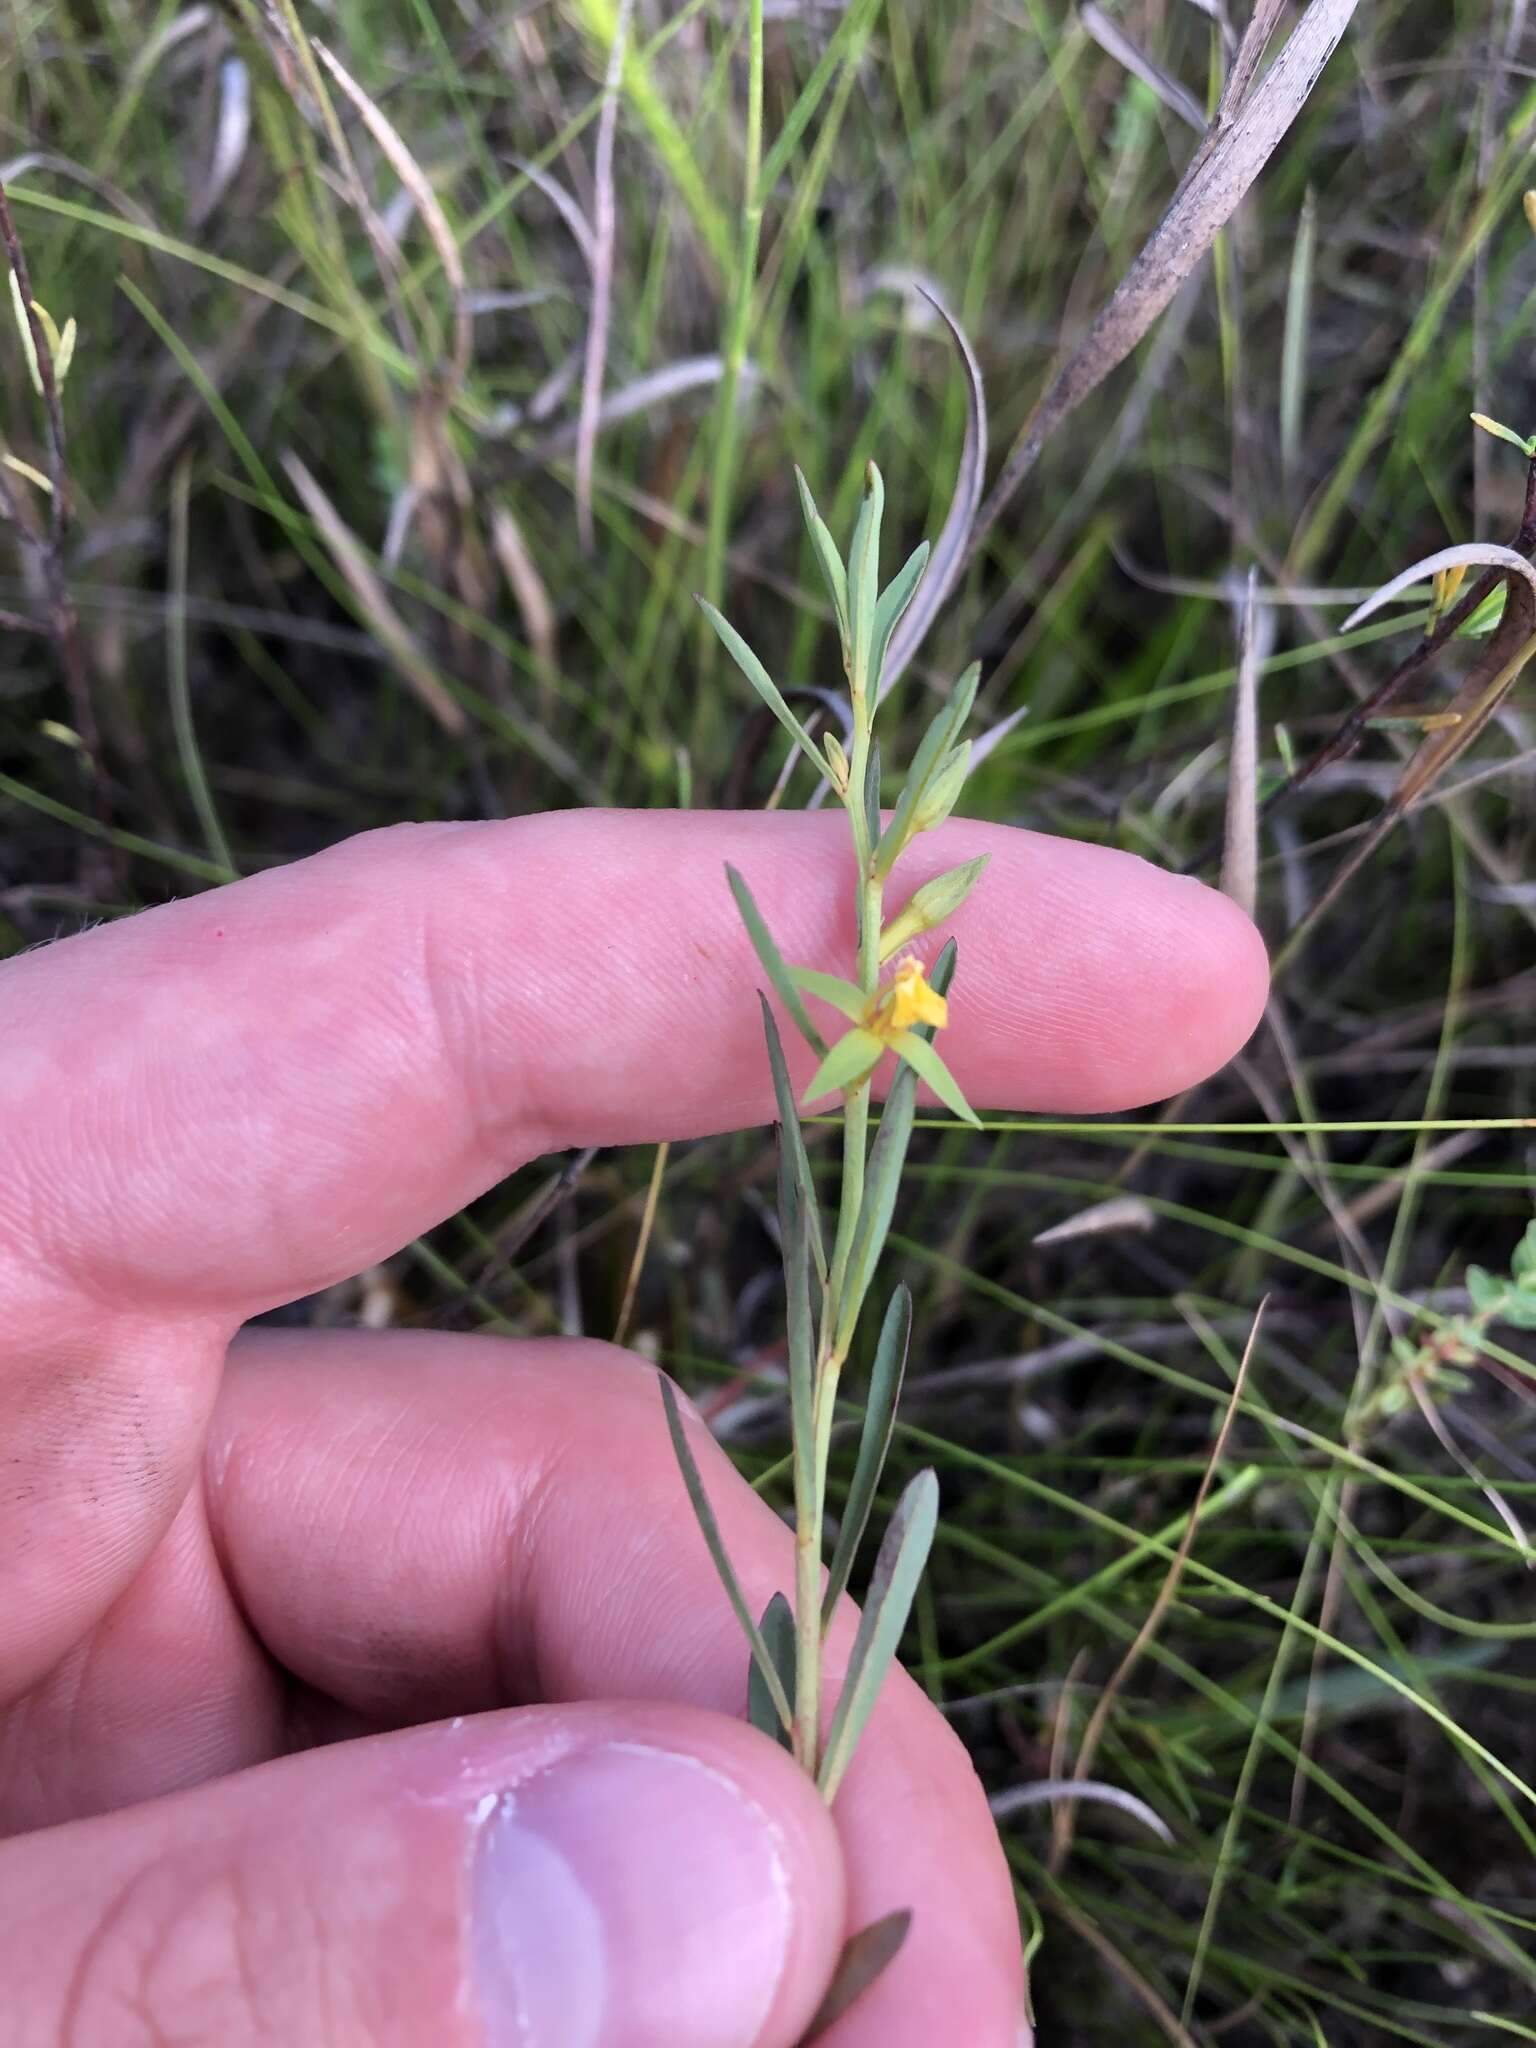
[870,955,948,1039]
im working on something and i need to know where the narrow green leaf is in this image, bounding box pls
[748,1591,797,1752]
[863,737,882,850]
[789,965,867,1022]
[802,1027,884,1105]
[891,1030,981,1127]
[834,1056,916,1352]
[795,466,850,646]
[847,462,885,694]
[819,1469,940,1801]
[800,1910,913,2041]
[879,854,990,961]
[823,1283,912,1623]
[660,1378,793,1733]
[778,1124,817,1487]
[697,597,825,772]
[759,995,826,1281]
[909,740,970,834]
[874,662,980,874]
[728,864,828,1057]
[868,541,929,694]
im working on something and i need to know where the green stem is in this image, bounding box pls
[700,0,765,709]
[793,623,889,1772]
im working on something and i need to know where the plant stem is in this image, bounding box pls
[700,0,765,711]
[792,613,889,1773]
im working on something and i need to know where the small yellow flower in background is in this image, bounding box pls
[870,954,948,1039]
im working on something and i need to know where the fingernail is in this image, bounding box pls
[473,1741,794,2048]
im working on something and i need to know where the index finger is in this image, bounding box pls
[0,810,1265,1693]
[4,809,1266,1322]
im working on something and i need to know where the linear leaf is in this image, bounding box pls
[847,463,884,693]
[863,737,882,850]
[823,1282,913,1623]
[760,996,826,1281]
[875,663,980,874]
[868,541,929,695]
[747,1592,797,1752]
[892,1030,980,1127]
[799,1910,913,2041]
[778,1123,817,1496]
[697,596,825,771]
[795,465,850,645]
[803,1027,883,1105]
[819,1469,940,1801]
[728,864,828,1057]
[789,965,867,1022]
[660,1379,792,1733]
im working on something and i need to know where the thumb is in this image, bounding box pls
[5,1701,846,2048]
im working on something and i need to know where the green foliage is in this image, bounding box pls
[678,468,982,1785]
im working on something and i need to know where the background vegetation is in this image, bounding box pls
[4,2,1536,2040]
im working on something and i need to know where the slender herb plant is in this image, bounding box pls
[662,461,987,1797]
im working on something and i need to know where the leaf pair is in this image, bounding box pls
[796,462,929,701]
[874,662,980,875]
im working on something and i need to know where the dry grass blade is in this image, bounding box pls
[1340,541,1536,633]
[612,1138,667,1347]
[878,285,986,696]
[490,503,559,692]
[971,0,1360,557]
[1049,1302,1264,1872]
[509,157,597,271]
[1222,568,1265,918]
[1213,0,1290,135]
[991,1777,1175,1844]
[312,37,471,389]
[1408,1378,1532,1559]
[1043,1889,1199,2048]
[1082,4,1206,134]
[281,451,466,734]
[1280,572,1536,963]
[575,0,634,554]
[1033,1194,1155,1246]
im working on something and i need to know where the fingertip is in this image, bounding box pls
[1131,867,1270,1101]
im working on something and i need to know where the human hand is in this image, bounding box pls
[0,809,1267,2047]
